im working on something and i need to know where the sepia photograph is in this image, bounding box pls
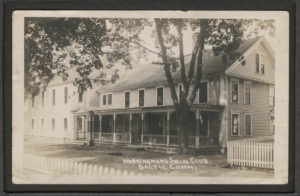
[11,10,289,185]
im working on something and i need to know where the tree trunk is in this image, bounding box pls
[176,103,191,155]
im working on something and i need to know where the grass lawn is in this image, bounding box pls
[24,141,274,178]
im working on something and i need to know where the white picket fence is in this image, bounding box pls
[23,154,141,177]
[227,140,274,169]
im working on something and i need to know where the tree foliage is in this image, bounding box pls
[25,17,148,97]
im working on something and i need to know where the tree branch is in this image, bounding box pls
[155,19,179,106]
[176,25,188,102]
[189,20,208,104]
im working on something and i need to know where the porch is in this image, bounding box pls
[73,105,224,148]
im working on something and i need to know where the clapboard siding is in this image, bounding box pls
[227,77,273,140]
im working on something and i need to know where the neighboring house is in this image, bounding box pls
[25,67,102,143]
[25,36,275,151]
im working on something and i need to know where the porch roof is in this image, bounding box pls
[91,104,224,115]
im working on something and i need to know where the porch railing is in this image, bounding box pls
[199,136,219,146]
[115,133,130,143]
[187,136,196,147]
[143,134,167,145]
[93,132,100,140]
[169,135,179,146]
[100,133,113,141]
[77,132,86,139]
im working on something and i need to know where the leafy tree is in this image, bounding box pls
[25,17,147,97]
[153,18,274,153]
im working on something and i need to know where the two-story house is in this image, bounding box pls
[25,66,103,143]
[26,36,275,152]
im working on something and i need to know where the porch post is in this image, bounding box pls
[167,111,170,147]
[129,113,132,144]
[141,112,144,144]
[99,114,102,142]
[87,112,94,146]
[73,115,77,140]
[195,110,200,148]
[86,114,90,143]
[113,113,116,143]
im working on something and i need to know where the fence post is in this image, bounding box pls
[122,170,128,176]
[88,164,93,176]
[83,163,88,175]
[98,166,103,176]
[109,168,115,176]
[104,167,109,175]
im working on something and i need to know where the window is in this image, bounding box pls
[269,86,275,106]
[31,119,34,130]
[199,113,209,136]
[41,119,44,130]
[64,118,68,131]
[52,89,55,105]
[79,92,83,103]
[125,91,130,108]
[231,113,239,136]
[244,82,251,104]
[178,84,183,101]
[199,82,208,103]
[255,53,260,73]
[157,87,163,106]
[64,87,68,104]
[32,97,34,108]
[139,90,144,107]
[102,94,106,105]
[256,54,265,75]
[231,80,239,103]
[41,91,44,106]
[108,94,112,105]
[260,55,265,74]
[52,118,55,130]
[245,114,252,136]
[270,116,275,135]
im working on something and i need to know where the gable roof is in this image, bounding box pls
[96,37,261,93]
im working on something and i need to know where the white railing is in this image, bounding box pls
[143,134,167,145]
[187,136,196,147]
[23,154,140,177]
[227,140,274,169]
[100,133,113,141]
[169,135,178,146]
[115,133,130,143]
[93,132,100,140]
[77,132,86,139]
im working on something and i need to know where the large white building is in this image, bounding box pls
[25,36,275,151]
